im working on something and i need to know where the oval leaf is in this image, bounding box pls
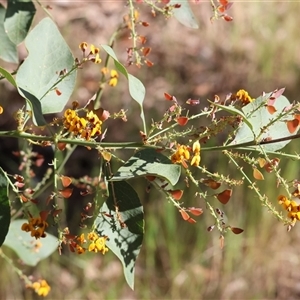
[0,171,10,247]
[16,17,77,124]
[95,181,144,290]
[3,219,58,266]
[169,0,199,28]
[111,149,181,188]
[0,5,18,63]
[4,0,36,45]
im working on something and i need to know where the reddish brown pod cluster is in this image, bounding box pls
[211,0,233,22]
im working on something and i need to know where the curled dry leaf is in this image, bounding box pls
[61,175,72,187]
[253,168,264,180]
[170,189,184,200]
[216,189,232,204]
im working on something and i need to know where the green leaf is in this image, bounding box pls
[111,148,181,187]
[0,67,17,87]
[0,4,18,63]
[0,172,10,247]
[101,45,146,131]
[3,219,58,266]
[170,0,199,29]
[95,181,144,289]
[19,88,47,126]
[4,0,36,45]
[231,93,296,151]
[16,17,77,121]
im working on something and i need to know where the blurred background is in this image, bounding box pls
[1,1,300,299]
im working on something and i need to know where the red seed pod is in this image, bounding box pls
[164,92,173,101]
[169,189,183,200]
[188,207,203,216]
[141,21,150,27]
[176,117,188,126]
[186,98,200,106]
[230,227,244,234]
[223,14,233,22]
[59,188,73,199]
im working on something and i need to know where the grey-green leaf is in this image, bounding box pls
[170,0,199,29]
[101,45,146,130]
[111,148,181,187]
[3,219,58,266]
[0,4,18,63]
[4,0,36,45]
[231,93,297,152]
[95,181,144,289]
[0,172,10,247]
[16,17,76,121]
[0,66,17,87]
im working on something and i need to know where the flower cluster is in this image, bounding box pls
[67,231,108,255]
[79,42,101,64]
[278,195,300,225]
[171,141,201,168]
[63,109,102,140]
[234,89,254,105]
[27,279,51,297]
[21,217,48,239]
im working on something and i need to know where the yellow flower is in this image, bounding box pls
[76,244,86,254]
[235,89,254,105]
[171,145,190,165]
[31,280,51,297]
[90,44,99,55]
[0,106,3,114]
[77,233,86,244]
[88,237,108,254]
[87,231,99,241]
[192,140,200,154]
[109,69,119,87]
[191,154,201,167]
[79,42,88,52]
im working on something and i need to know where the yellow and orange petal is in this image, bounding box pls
[192,140,201,154]
[235,89,254,105]
[191,154,201,167]
[31,280,51,297]
[79,42,88,51]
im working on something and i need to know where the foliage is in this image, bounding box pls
[0,0,300,297]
